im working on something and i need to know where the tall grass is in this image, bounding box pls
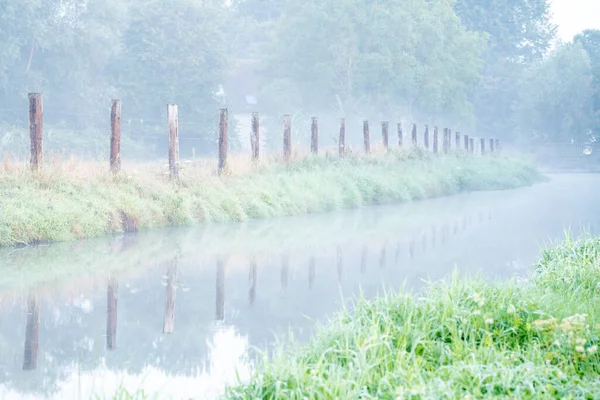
[224,234,600,399]
[0,148,540,246]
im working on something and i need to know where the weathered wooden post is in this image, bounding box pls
[339,118,346,157]
[480,138,485,154]
[249,258,257,305]
[456,132,461,150]
[490,138,495,153]
[311,117,318,154]
[469,137,475,153]
[411,123,417,146]
[23,294,39,370]
[107,277,118,350]
[464,134,469,151]
[448,129,452,151]
[363,120,370,153]
[218,108,228,173]
[251,112,259,162]
[433,126,439,154]
[167,104,179,180]
[283,115,291,163]
[216,259,225,321]
[424,125,429,149]
[28,93,43,171]
[163,260,178,334]
[495,139,500,152]
[443,128,448,154]
[398,123,403,147]
[110,99,121,174]
[382,121,389,149]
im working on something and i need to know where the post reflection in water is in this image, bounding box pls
[163,260,178,334]
[216,259,225,321]
[23,293,39,371]
[107,277,118,350]
[360,246,367,273]
[431,226,436,248]
[336,246,343,283]
[422,232,427,252]
[309,256,316,289]
[379,242,386,269]
[409,237,415,259]
[249,258,257,306]
[281,254,289,294]
[395,242,401,265]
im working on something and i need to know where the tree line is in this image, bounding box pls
[0,0,598,156]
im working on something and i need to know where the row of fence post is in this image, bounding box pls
[24,94,500,179]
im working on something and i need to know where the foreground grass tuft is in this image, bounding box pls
[224,235,600,399]
[0,149,540,246]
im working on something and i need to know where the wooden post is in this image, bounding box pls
[23,294,39,370]
[163,260,178,334]
[249,258,257,305]
[216,259,225,321]
[107,278,118,350]
[339,118,346,157]
[480,138,485,154]
[28,93,43,171]
[167,104,179,180]
[424,125,429,149]
[433,126,439,154]
[397,123,403,147]
[495,139,500,152]
[251,112,259,162]
[218,108,228,173]
[311,117,319,154]
[379,243,386,269]
[411,123,417,146]
[464,134,469,151]
[110,99,121,174]
[456,132,460,150]
[363,120,370,154]
[382,121,389,149]
[490,138,495,153]
[469,138,474,153]
[283,115,291,162]
[448,129,452,151]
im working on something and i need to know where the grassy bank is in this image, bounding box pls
[0,148,539,247]
[224,234,600,399]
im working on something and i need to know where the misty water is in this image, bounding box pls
[0,174,599,400]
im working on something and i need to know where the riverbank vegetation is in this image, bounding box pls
[224,234,600,399]
[0,149,539,247]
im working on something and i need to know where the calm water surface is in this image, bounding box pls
[0,174,599,399]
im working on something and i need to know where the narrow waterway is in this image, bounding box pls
[0,174,598,400]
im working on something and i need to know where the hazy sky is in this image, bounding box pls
[552,0,600,40]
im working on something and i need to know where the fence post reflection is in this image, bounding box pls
[216,259,225,321]
[249,258,257,305]
[360,246,367,273]
[163,260,178,334]
[309,256,316,289]
[107,277,118,350]
[281,253,289,293]
[23,294,40,371]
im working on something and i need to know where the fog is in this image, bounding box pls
[1,0,599,163]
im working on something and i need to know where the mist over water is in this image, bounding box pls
[0,174,597,399]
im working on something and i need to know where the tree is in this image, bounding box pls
[257,0,485,125]
[512,43,595,144]
[454,0,557,140]
[575,29,600,135]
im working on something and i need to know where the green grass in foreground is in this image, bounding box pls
[0,149,540,246]
[223,234,600,399]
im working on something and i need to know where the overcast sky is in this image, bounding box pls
[552,0,600,40]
